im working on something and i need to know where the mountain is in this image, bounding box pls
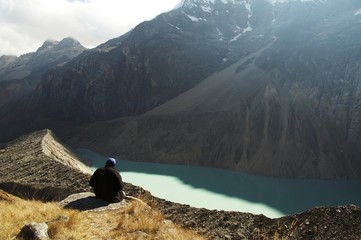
[1,0,361,179]
[0,37,86,82]
[0,37,86,108]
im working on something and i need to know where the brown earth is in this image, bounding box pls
[1,129,361,239]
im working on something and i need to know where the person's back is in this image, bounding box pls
[89,158,125,202]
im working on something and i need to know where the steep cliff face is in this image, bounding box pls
[34,0,279,122]
[0,37,86,108]
[66,0,361,179]
[68,42,361,179]
[31,0,361,123]
[0,37,86,82]
[2,0,361,178]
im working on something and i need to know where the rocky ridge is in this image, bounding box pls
[1,130,361,239]
[0,129,91,200]
[0,128,155,201]
[0,37,86,82]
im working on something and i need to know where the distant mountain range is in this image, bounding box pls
[0,37,86,108]
[1,0,361,179]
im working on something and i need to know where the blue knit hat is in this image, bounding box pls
[106,158,116,166]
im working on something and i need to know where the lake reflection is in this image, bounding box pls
[77,149,361,218]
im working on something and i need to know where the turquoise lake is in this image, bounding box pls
[77,149,361,218]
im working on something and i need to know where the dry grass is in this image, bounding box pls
[0,190,205,240]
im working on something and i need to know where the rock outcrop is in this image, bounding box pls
[16,222,49,240]
[157,201,361,240]
[59,192,128,211]
[0,129,91,200]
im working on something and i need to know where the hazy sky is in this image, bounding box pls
[0,0,181,56]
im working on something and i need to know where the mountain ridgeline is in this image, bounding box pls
[0,37,86,108]
[1,0,361,179]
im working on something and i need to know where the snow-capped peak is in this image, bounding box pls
[175,0,328,9]
[268,0,328,5]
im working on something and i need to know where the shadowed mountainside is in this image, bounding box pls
[43,0,361,179]
[1,0,361,179]
[0,37,86,108]
[67,35,361,179]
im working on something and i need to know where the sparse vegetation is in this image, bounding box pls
[0,190,205,240]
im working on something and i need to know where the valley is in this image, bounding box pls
[2,0,361,239]
[79,148,361,218]
[1,0,361,179]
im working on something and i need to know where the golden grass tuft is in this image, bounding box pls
[0,190,205,240]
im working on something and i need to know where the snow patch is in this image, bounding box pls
[230,33,242,42]
[242,0,253,33]
[268,0,289,4]
[188,15,201,21]
[243,26,253,33]
[165,22,184,33]
[201,5,212,12]
[268,0,328,4]
[268,0,327,22]
[216,27,224,40]
[355,9,361,16]
[173,0,186,10]
[178,0,328,9]
[179,0,246,9]
[186,14,205,22]
[234,26,241,33]
[220,0,245,4]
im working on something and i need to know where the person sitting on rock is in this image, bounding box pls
[89,157,125,203]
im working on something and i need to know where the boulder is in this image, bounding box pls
[16,222,49,240]
[59,192,128,211]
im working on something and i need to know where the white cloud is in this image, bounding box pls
[0,0,180,56]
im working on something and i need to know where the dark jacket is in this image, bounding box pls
[89,164,125,202]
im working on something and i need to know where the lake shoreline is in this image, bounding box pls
[78,149,361,219]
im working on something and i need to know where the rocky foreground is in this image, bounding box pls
[1,129,361,239]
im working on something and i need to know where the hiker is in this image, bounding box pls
[89,157,125,202]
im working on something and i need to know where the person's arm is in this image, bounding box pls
[89,169,99,187]
[114,172,124,190]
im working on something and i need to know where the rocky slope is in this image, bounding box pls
[1,130,361,239]
[67,33,361,179]
[65,0,361,179]
[0,128,163,200]
[159,201,361,239]
[0,129,92,200]
[0,37,86,82]
[1,0,361,179]
[0,37,86,108]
